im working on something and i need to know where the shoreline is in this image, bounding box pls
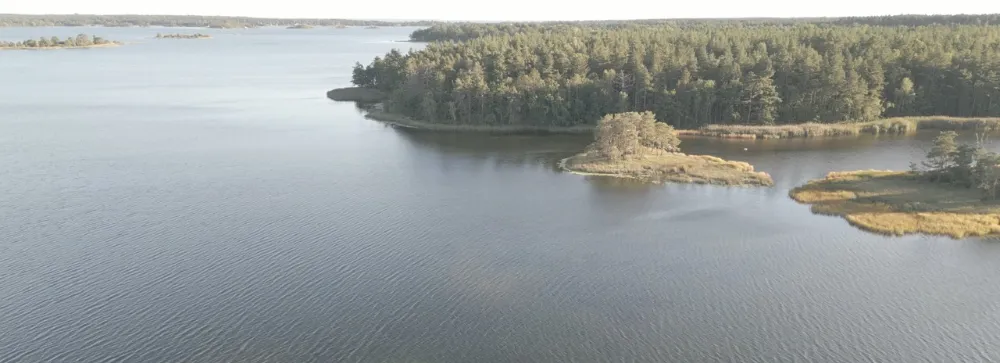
[681,117,1000,139]
[326,88,1000,138]
[558,156,643,180]
[325,88,593,134]
[364,107,594,134]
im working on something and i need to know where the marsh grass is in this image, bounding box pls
[686,117,1000,139]
[562,148,774,186]
[790,170,1000,238]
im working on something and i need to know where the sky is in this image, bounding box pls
[3,0,1000,21]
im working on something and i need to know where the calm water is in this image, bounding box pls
[4,26,1000,363]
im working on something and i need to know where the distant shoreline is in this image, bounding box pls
[0,14,436,28]
[0,42,120,51]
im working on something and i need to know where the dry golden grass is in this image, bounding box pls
[562,148,774,186]
[682,116,1000,139]
[790,170,1000,238]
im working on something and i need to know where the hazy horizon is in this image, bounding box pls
[3,0,1000,22]
[4,12,1000,22]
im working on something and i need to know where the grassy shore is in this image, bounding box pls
[790,170,1000,238]
[682,116,1000,139]
[562,148,774,186]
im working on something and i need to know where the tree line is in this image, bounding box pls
[409,14,1000,42]
[352,18,1000,129]
[0,34,113,48]
[0,14,434,28]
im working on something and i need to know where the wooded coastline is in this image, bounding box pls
[346,15,1000,133]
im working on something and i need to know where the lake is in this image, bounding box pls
[3,26,1000,363]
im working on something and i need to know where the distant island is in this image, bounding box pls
[155,33,211,39]
[287,24,315,29]
[0,34,119,50]
[0,14,435,28]
[791,131,1000,238]
[337,15,1000,135]
[562,112,773,186]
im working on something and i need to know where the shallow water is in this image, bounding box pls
[3,26,1000,363]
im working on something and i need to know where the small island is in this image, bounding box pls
[0,34,119,50]
[287,24,315,29]
[791,131,1000,238]
[562,112,774,186]
[155,33,211,39]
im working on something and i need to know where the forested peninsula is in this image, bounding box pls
[0,34,118,49]
[0,14,433,28]
[340,14,1000,135]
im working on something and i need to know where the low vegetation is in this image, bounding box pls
[0,34,118,49]
[563,112,774,186]
[682,117,1000,139]
[791,131,1000,238]
[155,33,211,39]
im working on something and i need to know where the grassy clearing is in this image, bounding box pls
[326,87,387,103]
[683,116,1000,139]
[790,170,1000,238]
[562,148,774,186]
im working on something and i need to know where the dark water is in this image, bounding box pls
[4,26,1000,363]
